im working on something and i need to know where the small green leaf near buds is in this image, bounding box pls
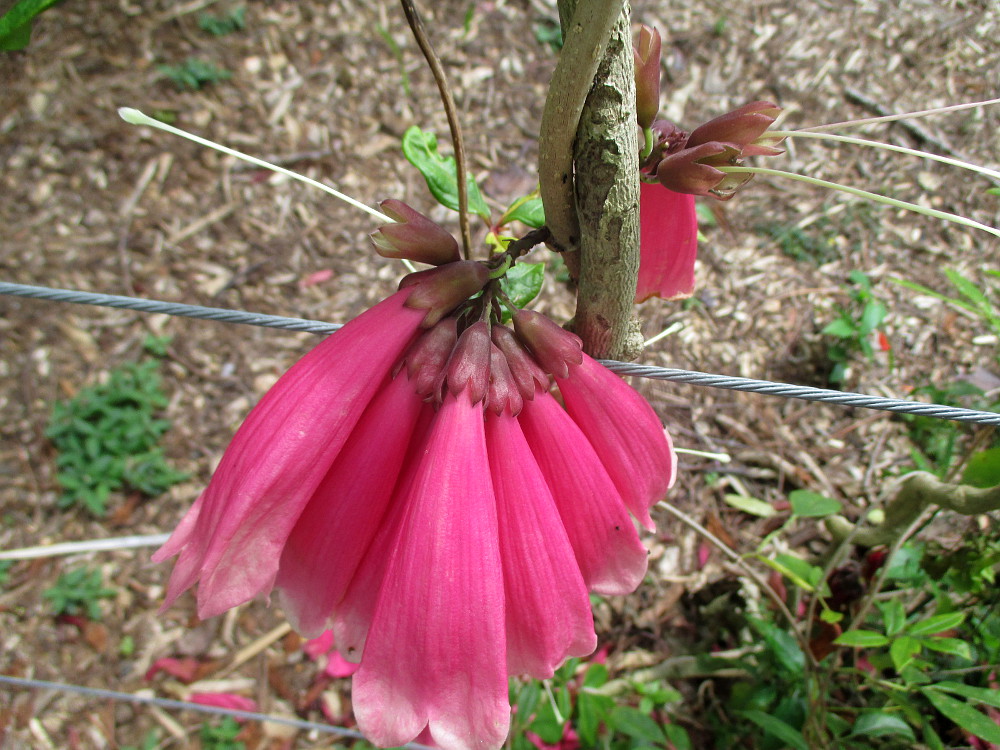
[633,25,661,129]
[372,199,461,266]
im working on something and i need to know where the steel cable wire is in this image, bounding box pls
[2,281,998,426]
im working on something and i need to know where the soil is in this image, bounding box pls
[1,0,998,747]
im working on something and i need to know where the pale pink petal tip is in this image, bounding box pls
[636,182,698,303]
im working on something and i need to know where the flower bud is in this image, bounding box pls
[654,141,744,197]
[491,326,549,401]
[371,199,461,266]
[401,261,491,327]
[633,25,661,130]
[487,343,523,416]
[512,310,583,380]
[446,321,491,404]
[402,317,458,399]
[686,100,781,151]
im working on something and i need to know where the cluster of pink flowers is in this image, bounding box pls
[154,238,676,748]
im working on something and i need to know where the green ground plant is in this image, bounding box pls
[199,717,245,750]
[42,566,116,620]
[46,352,187,517]
[690,494,1000,749]
[197,6,246,36]
[821,270,889,385]
[158,58,232,90]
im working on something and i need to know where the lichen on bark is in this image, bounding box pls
[542,0,643,361]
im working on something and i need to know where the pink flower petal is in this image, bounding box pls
[303,630,335,661]
[325,650,360,678]
[189,692,258,715]
[353,392,509,750]
[486,412,596,678]
[518,393,648,596]
[299,269,334,288]
[636,182,697,303]
[275,371,426,636]
[555,355,675,529]
[331,408,436,662]
[153,290,427,618]
[144,656,200,683]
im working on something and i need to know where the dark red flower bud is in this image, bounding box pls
[401,261,491,327]
[372,199,461,266]
[633,25,661,130]
[491,326,549,401]
[446,321,491,404]
[686,100,782,151]
[403,317,458,399]
[487,343,523,416]
[654,141,744,197]
[512,310,583,380]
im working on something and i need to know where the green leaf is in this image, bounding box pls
[890,635,921,672]
[934,681,1000,709]
[576,692,613,747]
[774,553,824,590]
[607,706,666,744]
[834,630,889,648]
[788,489,842,517]
[756,554,818,592]
[749,617,805,675]
[821,318,857,338]
[963,448,1000,488]
[922,637,972,660]
[859,300,887,335]
[944,268,994,317]
[401,126,491,220]
[0,0,63,50]
[739,710,809,750]
[723,494,777,517]
[922,688,1000,744]
[850,711,915,740]
[502,196,545,228]
[987,187,1000,197]
[908,611,965,637]
[499,263,545,321]
[663,723,691,750]
[514,681,541,721]
[877,599,906,637]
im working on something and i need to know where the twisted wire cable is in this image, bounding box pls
[2,281,998,426]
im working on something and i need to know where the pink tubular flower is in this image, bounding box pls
[154,255,678,750]
[636,181,698,302]
[354,390,508,749]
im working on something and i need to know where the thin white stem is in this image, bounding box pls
[798,97,1000,133]
[118,108,392,223]
[772,130,1000,182]
[674,447,731,463]
[719,166,1000,239]
[643,321,682,347]
[0,533,170,561]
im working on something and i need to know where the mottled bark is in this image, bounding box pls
[551,0,642,360]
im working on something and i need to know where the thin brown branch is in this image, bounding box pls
[399,0,474,259]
